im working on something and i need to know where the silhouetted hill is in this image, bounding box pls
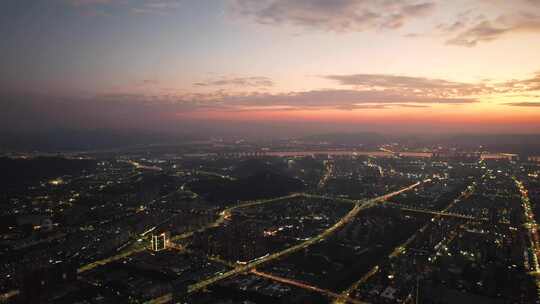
[231,159,287,178]
[101,173,180,198]
[0,157,97,191]
[0,129,200,152]
[188,171,305,203]
[438,134,540,154]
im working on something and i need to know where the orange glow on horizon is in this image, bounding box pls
[177,105,540,126]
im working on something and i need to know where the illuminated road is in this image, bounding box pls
[144,294,171,304]
[515,178,540,301]
[195,170,236,181]
[79,191,325,274]
[86,181,424,303]
[169,244,366,303]
[78,193,306,274]
[333,266,379,304]
[334,183,474,303]
[79,192,312,274]
[187,181,426,294]
[78,186,190,274]
[128,160,163,171]
[251,270,368,304]
[318,160,334,189]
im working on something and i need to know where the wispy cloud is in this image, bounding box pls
[444,12,540,47]
[67,0,115,6]
[229,0,436,32]
[230,0,540,46]
[197,89,476,110]
[324,73,490,96]
[334,103,431,110]
[504,102,540,107]
[5,71,540,133]
[0,87,475,133]
[498,71,540,92]
[194,76,274,88]
[65,0,182,15]
[325,71,540,96]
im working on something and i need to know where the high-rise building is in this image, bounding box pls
[151,232,168,252]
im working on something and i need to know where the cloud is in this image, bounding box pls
[230,0,538,46]
[130,1,182,14]
[132,79,160,87]
[65,0,182,15]
[437,20,468,33]
[229,0,436,32]
[0,84,477,132]
[504,102,540,107]
[194,76,274,88]
[324,71,540,97]
[67,0,114,6]
[324,73,490,96]
[334,103,431,110]
[98,88,474,113]
[446,13,540,47]
[10,71,540,133]
[498,72,540,92]
[3,73,492,133]
[178,89,477,111]
[446,20,510,47]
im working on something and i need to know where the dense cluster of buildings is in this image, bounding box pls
[1,141,540,303]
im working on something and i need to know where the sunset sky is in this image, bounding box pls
[2,0,540,135]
